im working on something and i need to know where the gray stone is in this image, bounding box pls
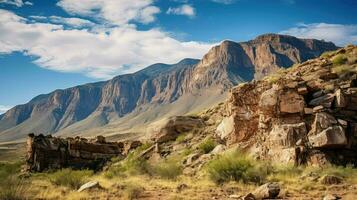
[78,181,100,192]
[308,93,334,107]
[211,144,226,155]
[309,126,347,148]
[252,182,280,200]
[334,89,346,108]
[323,194,341,200]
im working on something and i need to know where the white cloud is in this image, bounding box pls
[280,23,357,46]
[211,0,236,4]
[0,105,12,114]
[0,0,23,7]
[56,0,160,26]
[24,1,32,6]
[49,16,95,28]
[0,9,213,79]
[167,4,195,18]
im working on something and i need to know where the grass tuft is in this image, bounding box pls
[48,168,93,190]
[198,138,216,154]
[206,151,271,184]
[332,54,348,66]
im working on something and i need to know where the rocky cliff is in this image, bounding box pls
[217,45,357,165]
[0,34,338,142]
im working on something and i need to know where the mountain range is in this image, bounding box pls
[0,34,338,142]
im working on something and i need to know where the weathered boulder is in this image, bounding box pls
[149,116,204,143]
[26,134,125,172]
[279,91,305,114]
[216,116,235,140]
[211,144,226,155]
[308,93,334,107]
[309,126,347,148]
[269,123,307,147]
[259,86,279,114]
[309,112,337,135]
[252,182,280,200]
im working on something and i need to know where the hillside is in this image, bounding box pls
[0,34,338,142]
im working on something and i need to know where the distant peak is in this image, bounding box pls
[253,33,294,42]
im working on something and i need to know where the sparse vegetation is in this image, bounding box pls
[198,138,216,154]
[48,168,93,190]
[149,159,183,180]
[206,151,271,184]
[332,64,357,75]
[175,134,187,143]
[123,184,144,200]
[0,176,28,200]
[321,50,334,58]
[332,54,348,66]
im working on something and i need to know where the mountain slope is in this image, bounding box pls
[0,34,338,142]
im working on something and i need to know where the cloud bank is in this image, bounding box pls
[281,23,357,46]
[0,8,213,79]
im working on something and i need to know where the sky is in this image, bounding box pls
[0,0,357,114]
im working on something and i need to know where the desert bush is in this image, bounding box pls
[332,54,347,65]
[206,151,271,184]
[175,134,187,143]
[332,64,356,75]
[104,143,153,178]
[0,176,28,200]
[321,51,334,58]
[48,168,93,190]
[198,138,216,154]
[149,159,183,180]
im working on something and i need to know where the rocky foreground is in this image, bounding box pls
[11,45,357,199]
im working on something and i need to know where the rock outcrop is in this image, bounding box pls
[0,34,337,142]
[221,45,357,166]
[26,134,140,172]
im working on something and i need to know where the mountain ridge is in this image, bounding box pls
[0,34,338,142]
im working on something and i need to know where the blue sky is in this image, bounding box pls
[0,0,357,113]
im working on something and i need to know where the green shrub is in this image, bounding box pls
[332,54,347,65]
[104,143,153,178]
[321,51,333,58]
[48,168,93,190]
[149,159,183,180]
[332,65,356,75]
[0,176,28,200]
[206,151,270,184]
[175,134,187,143]
[198,138,216,154]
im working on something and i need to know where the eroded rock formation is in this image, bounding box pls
[218,45,357,166]
[26,134,140,172]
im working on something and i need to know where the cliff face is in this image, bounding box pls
[218,45,357,165]
[0,34,338,142]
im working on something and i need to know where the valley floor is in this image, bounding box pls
[1,144,357,200]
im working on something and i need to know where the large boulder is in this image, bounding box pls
[216,116,235,140]
[309,112,337,135]
[252,182,280,200]
[309,126,347,148]
[269,122,307,147]
[149,116,204,143]
[279,90,305,114]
